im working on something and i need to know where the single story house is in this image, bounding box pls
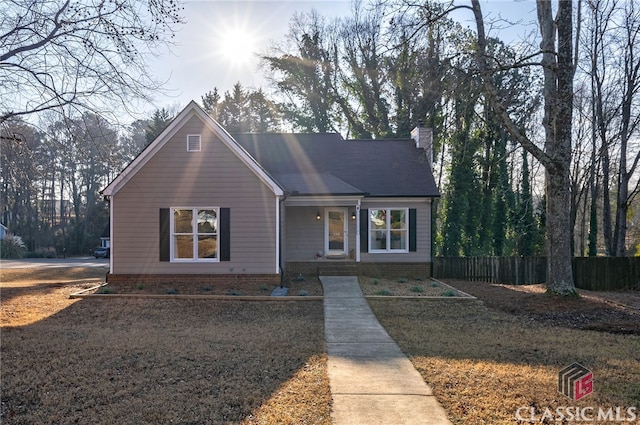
[102,101,439,285]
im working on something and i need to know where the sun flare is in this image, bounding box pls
[217,27,258,66]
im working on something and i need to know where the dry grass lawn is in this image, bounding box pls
[3,266,639,425]
[369,282,640,425]
[1,267,330,425]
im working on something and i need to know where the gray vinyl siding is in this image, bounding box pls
[360,199,432,263]
[284,206,357,261]
[111,114,278,274]
[284,207,323,260]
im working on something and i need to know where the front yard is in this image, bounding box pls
[370,281,640,425]
[1,267,638,424]
[1,268,329,424]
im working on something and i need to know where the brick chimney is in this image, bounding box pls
[411,127,433,166]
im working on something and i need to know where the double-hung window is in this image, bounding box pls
[171,207,218,261]
[369,208,408,252]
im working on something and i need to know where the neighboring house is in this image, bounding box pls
[102,101,439,285]
[99,223,110,248]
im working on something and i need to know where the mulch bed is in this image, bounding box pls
[359,276,473,297]
[447,280,640,335]
[95,278,323,297]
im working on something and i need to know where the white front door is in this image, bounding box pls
[325,208,348,256]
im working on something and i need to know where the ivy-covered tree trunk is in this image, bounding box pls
[518,150,536,256]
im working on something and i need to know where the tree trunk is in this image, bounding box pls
[545,165,575,294]
[545,0,576,294]
[471,0,576,295]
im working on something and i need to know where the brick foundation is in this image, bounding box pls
[106,273,281,286]
[284,262,432,279]
[357,262,431,278]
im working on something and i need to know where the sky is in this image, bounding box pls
[146,0,538,115]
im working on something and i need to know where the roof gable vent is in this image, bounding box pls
[187,134,201,152]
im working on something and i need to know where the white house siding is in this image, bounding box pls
[111,114,278,275]
[360,198,432,263]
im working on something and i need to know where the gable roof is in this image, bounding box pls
[102,101,284,197]
[232,133,440,197]
[103,100,439,199]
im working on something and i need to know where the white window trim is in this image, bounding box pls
[187,134,201,152]
[170,207,219,262]
[368,207,409,253]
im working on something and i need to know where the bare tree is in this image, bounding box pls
[612,0,640,256]
[261,11,339,133]
[0,0,184,124]
[582,0,640,256]
[469,0,577,295]
[337,2,392,138]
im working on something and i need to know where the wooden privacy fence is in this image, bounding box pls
[433,257,547,285]
[573,257,640,291]
[433,257,640,291]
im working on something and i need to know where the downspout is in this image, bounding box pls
[430,197,438,277]
[278,193,288,286]
[355,199,361,263]
[103,194,113,279]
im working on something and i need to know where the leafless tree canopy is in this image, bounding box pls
[0,0,184,123]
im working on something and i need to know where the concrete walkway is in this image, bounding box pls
[321,276,453,425]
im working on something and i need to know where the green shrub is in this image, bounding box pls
[298,289,309,296]
[375,288,393,296]
[441,289,457,297]
[397,277,408,283]
[165,288,178,295]
[410,286,425,293]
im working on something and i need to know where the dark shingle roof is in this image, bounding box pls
[232,133,439,197]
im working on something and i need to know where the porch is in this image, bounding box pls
[280,196,434,279]
[282,200,362,264]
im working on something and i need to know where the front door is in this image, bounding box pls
[325,208,348,256]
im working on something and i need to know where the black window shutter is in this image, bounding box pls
[159,208,170,261]
[219,208,231,261]
[409,208,417,252]
[359,208,368,252]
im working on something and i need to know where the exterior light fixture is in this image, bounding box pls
[316,212,321,220]
[351,211,356,220]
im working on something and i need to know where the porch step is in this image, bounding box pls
[318,263,358,276]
